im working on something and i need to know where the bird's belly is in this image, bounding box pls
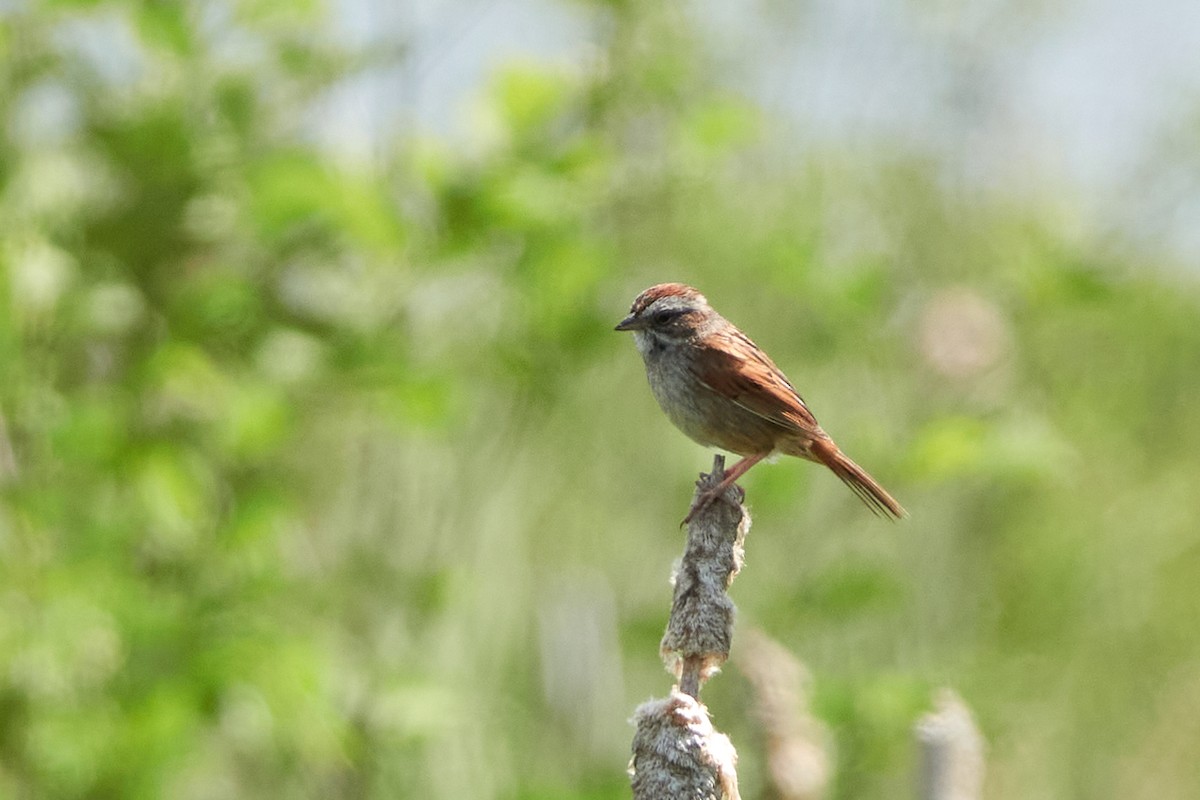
[645,358,780,456]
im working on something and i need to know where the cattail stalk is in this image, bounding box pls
[915,689,985,800]
[629,455,749,800]
[737,629,832,800]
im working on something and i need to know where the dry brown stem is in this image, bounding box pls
[629,691,741,800]
[660,455,749,696]
[629,455,749,800]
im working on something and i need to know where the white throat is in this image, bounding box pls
[633,330,655,357]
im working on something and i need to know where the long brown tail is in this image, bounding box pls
[810,439,906,520]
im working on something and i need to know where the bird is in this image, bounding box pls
[615,282,905,522]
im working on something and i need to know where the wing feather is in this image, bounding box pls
[691,329,822,435]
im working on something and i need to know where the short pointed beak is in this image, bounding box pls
[614,314,641,332]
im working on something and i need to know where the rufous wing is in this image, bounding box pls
[691,328,823,436]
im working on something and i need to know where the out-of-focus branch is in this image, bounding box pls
[737,629,832,800]
[915,689,985,800]
[629,455,749,800]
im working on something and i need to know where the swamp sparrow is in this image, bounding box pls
[616,283,905,521]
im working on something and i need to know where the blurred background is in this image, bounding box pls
[3,0,1200,798]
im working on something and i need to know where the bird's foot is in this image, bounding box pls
[681,486,740,525]
[680,452,766,526]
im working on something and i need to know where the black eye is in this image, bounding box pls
[653,309,678,325]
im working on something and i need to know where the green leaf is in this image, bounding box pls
[493,65,572,138]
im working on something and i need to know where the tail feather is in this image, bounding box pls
[810,439,906,520]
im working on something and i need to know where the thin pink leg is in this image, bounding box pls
[682,453,768,524]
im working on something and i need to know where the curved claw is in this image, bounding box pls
[680,453,765,526]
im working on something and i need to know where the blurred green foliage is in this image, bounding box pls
[3,1,1200,799]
